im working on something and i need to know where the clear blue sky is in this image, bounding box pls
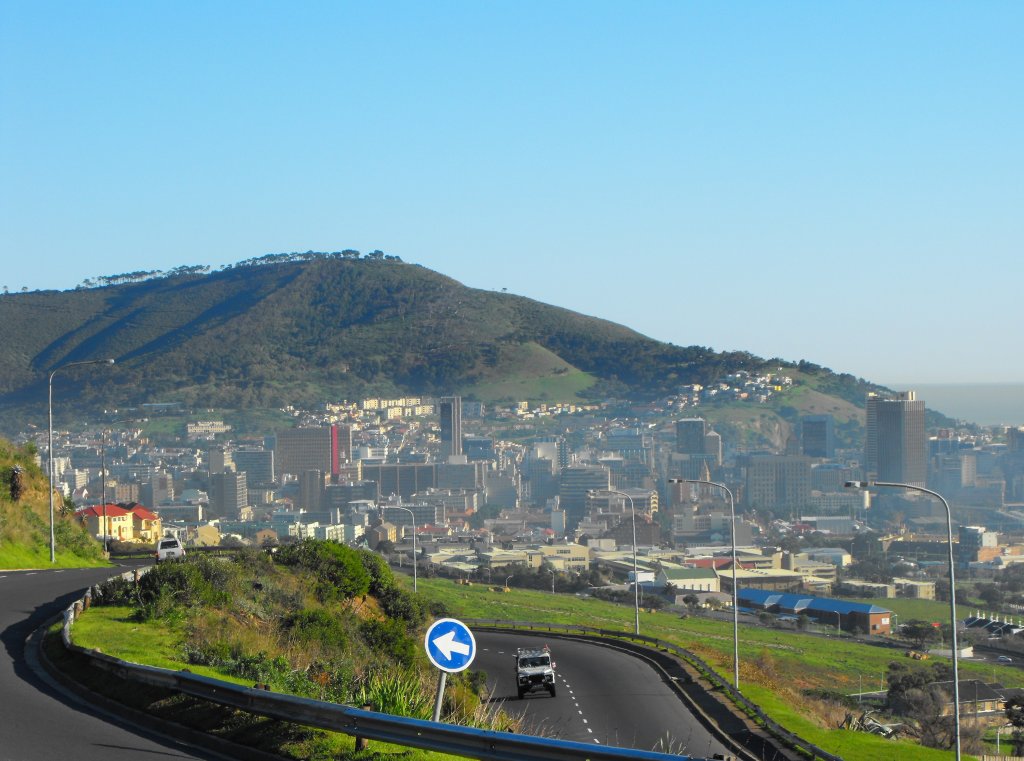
[2,2,1021,384]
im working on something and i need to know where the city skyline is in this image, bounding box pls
[2,3,1021,384]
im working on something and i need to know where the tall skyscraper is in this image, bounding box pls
[439,396,462,459]
[801,415,835,459]
[210,471,247,519]
[558,464,611,529]
[233,448,276,487]
[866,391,926,487]
[675,418,707,454]
[299,469,327,511]
[275,426,351,478]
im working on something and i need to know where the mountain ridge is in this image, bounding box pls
[0,253,877,433]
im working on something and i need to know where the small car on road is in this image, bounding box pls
[156,537,185,562]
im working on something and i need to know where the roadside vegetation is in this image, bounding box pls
[54,546,1024,760]
[68,542,519,760]
[0,440,108,569]
[418,577,1024,761]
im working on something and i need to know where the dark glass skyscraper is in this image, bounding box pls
[866,391,926,486]
[439,396,462,459]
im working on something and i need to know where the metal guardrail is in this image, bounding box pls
[59,589,715,761]
[464,620,844,761]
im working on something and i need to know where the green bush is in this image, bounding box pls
[95,575,137,606]
[377,585,427,628]
[136,556,234,617]
[275,540,370,602]
[360,618,417,666]
[281,608,349,650]
[359,549,395,596]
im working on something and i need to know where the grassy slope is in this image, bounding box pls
[460,342,598,403]
[0,440,109,570]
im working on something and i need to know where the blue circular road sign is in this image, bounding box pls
[424,617,477,673]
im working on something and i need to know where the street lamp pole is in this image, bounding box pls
[671,478,740,691]
[101,428,108,554]
[505,574,513,590]
[846,480,961,761]
[608,489,640,635]
[383,505,417,593]
[47,358,115,563]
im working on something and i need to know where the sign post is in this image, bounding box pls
[424,618,477,722]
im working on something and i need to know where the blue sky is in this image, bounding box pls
[2,2,1021,384]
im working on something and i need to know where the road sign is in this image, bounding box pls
[424,617,477,673]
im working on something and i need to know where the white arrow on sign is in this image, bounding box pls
[432,630,471,661]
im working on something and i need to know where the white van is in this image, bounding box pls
[156,537,186,562]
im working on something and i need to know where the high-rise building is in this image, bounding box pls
[299,469,328,511]
[361,463,437,500]
[233,448,276,486]
[207,446,233,475]
[439,396,462,459]
[675,418,707,454]
[866,391,926,486]
[210,471,247,519]
[744,455,812,518]
[274,426,352,478]
[559,464,611,528]
[801,415,835,459]
[140,474,174,507]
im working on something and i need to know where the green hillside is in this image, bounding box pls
[0,253,882,433]
[0,439,108,569]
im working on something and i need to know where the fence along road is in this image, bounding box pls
[57,573,723,761]
[0,566,219,761]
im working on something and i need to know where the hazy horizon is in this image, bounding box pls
[881,382,1024,427]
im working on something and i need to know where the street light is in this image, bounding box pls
[670,478,740,691]
[47,358,115,563]
[505,574,513,590]
[382,505,417,593]
[846,480,961,761]
[549,568,556,594]
[607,488,640,636]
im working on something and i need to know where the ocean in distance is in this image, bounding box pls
[892,383,1024,427]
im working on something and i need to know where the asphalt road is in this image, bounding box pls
[474,630,731,759]
[0,565,218,761]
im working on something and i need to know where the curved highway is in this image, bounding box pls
[0,565,218,761]
[475,630,731,759]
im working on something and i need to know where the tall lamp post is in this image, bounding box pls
[670,478,740,691]
[607,488,641,636]
[382,505,417,593]
[846,480,961,761]
[47,358,115,563]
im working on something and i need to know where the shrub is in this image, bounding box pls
[136,556,233,618]
[377,585,427,628]
[359,549,395,596]
[275,540,370,602]
[360,618,417,666]
[281,608,349,650]
[95,575,137,606]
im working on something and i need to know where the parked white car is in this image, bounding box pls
[156,537,185,562]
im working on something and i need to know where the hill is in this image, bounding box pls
[0,253,880,433]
